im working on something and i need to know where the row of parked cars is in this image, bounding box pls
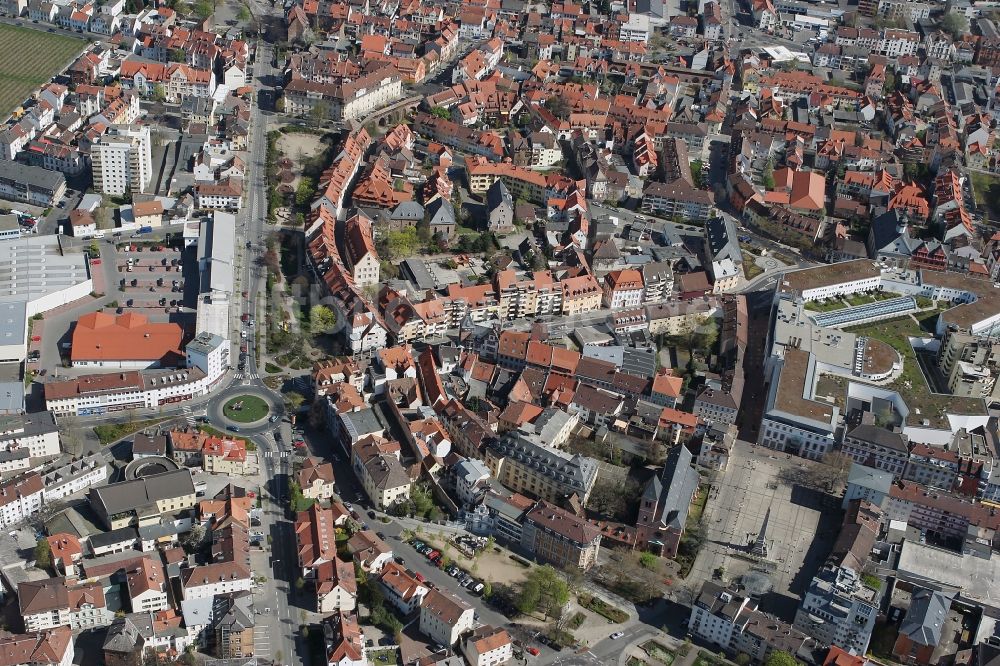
[408,537,486,595]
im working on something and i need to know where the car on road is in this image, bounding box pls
[393,556,404,565]
[227,425,240,432]
[268,415,279,422]
[610,632,625,640]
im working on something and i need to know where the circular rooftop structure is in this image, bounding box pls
[125,455,180,480]
[859,338,901,381]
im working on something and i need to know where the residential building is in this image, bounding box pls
[0,160,67,206]
[521,501,602,570]
[180,561,253,600]
[20,579,111,632]
[91,125,152,196]
[213,592,255,659]
[346,530,393,574]
[352,436,412,510]
[485,430,598,505]
[88,468,197,529]
[0,472,44,528]
[419,588,475,647]
[689,582,815,662]
[378,561,429,614]
[602,269,644,309]
[462,625,513,666]
[324,611,366,666]
[298,458,336,501]
[794,564,881,655]
[0,628,73,666]
[295,503,343,576]
[314,557,357,614]
[125,558,170,613]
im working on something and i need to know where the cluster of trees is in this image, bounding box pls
[308,305,336,336]
[388,483,443,521]
[515,565,570,618]
[777,452,853,494]
[34,538,51,570]
[587,479,642,523]
[287,480,314,512]
[358,574,403,639]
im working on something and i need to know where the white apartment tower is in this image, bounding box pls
[91,125,153,196]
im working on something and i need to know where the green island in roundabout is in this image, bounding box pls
[223,395,270,423]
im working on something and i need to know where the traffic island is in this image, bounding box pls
[223,394,271,423]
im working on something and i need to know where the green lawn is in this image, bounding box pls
[94,418,169,446]
[844,316,985,429]
[804,298,847,313]
[0,24,84,119]
[223,395,270,423]
[578,593,629,623]
[368,648,400,666]
[970,171,1000,219]
[642,641,676,665]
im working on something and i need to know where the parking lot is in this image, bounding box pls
[689,444,840,617]
[115,242,191,313]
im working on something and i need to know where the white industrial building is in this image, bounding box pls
[0,235,92,374]
[195,212,234,342]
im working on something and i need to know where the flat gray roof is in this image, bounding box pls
[0,235,90,306]
[0,160,66,193]
[0,301,26,347]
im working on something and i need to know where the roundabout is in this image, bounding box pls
[223,394,271,423]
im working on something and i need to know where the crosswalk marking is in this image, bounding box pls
[263,451,291,459]
[181,405,201,426]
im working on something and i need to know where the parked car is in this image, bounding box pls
[610,632,625,640]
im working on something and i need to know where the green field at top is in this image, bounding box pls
[0,24,85,120]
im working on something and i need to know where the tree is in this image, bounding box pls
[295,177,316,208]
[309,305,336,335]
[516,578,541,615]
[765,651,799,666]
[180,524,205,552]
[295,577,305,590]
[882,67,897,96]
[430,106,451,120]
[691,160,705,189]
[237,4,251,21]
[169,49,186,63]
[309,101,329,127]
[284,391,306,414]
[762,158,775,190]
[151,84,167,103]
[638,551,658,570]
[34,538,51,570]
[940,13,969,39]
[191,0,213,17]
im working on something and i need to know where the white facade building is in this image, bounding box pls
[91,125,152,196]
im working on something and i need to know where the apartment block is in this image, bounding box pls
[91,125,152,196]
